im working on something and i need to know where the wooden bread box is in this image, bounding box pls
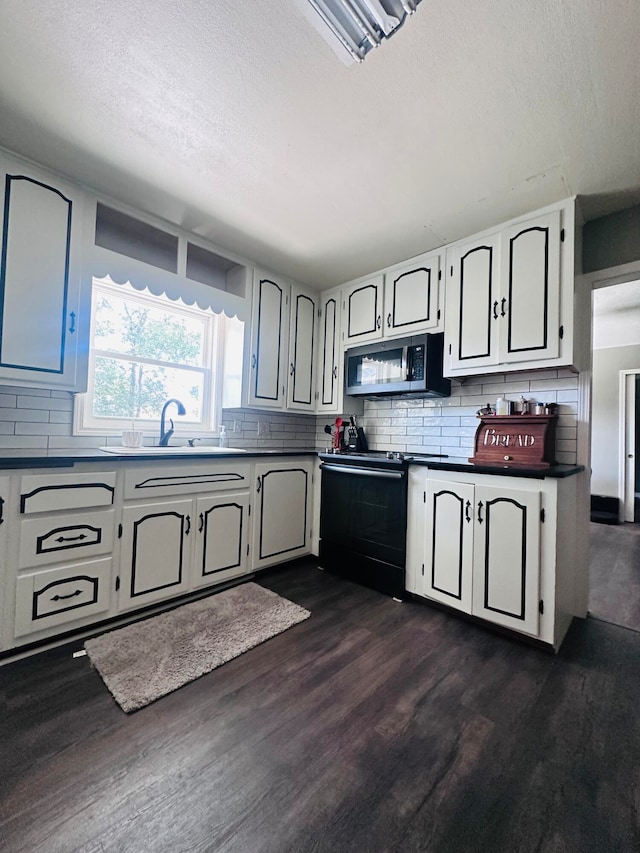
[469,415,558,468]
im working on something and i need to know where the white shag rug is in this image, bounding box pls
[85,583,310,713]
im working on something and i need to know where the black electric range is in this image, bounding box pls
[318,450,448,598]
[318,449,448,470]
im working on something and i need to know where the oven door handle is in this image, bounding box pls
[320,464,405,479]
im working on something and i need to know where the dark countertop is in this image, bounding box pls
[407,458,585,479]
[0,448,319,470]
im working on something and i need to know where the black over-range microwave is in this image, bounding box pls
[344,333,451,398]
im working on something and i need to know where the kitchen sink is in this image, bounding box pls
[99,446,248,455]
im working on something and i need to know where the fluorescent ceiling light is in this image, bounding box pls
[305,0,421,64]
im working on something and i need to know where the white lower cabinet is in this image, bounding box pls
[3,456,315,655]
[252,460,313,570]
[407,466,578,649]
[119,499,193,610]
[14,558,112,638]
[9,469,117,646]
[118,460,253,611]
[422,479,475,614]
[118,492,250,611]
[193,493,249,588]
[471,483,541,635]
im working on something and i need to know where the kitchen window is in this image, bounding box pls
[74,276,242,436]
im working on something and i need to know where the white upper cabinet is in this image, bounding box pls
[383,250,443,338]
[247,269,290,409]
[245,271,319,413]
[499,211,560,364]
[446,232,501,371]
[342,275,384,344]
[0,151,85,390]
[286,284,318,412]
[316,288,341,414]
[444,201,578,377]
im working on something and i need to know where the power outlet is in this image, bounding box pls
[257,419,270,436]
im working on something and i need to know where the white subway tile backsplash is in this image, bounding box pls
[15,422,71,436]
[12,387,52,397]
[0,435,48,448]
[49,410,73,424]
[362,367,581,463]
[0,367,583,466]
[17,395,72,411]
[529,377,579,392]
[0,407,48,422]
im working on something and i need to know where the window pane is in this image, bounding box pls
[93,288,205,366]
[92,356,205,422]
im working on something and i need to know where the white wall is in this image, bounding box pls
[591,345,640,495]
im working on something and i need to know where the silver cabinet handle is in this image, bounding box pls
[376,315,381,329]
[69,312,76,334]
[251,354,257,368]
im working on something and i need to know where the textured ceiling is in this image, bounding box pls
[0,0,639,288]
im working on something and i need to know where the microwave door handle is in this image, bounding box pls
[402,346,410,381]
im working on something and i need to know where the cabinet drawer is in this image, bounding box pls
[123,462,251,500]
[20,472,116,514]
[19,509,115,569]
[15,558,112,638]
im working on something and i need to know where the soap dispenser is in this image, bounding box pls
[219,425,227,448]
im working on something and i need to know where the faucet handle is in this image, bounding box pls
[188,438,200,447]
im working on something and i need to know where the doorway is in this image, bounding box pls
[591,278,640,522]
[589,265,640,630]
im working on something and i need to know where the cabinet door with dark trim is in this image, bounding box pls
[445,233,501,373]
[472,484,540,636]
[252,460,312,569]
[193,493,249,589]
[423,479,473,614]
[14,557,112,639]
[316,288,342,414]
[247,269,289,409]
[286,284,317,412]
[119,499,192,610]
[342,275,383,345]
[19,508,115,569]
[500,210,561,364]
[0,151,85,390]
[383,251,442,338]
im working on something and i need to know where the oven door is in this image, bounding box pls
[319,463,407,597]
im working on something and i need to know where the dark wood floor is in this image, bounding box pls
[589,520,640,632]
[2,530,640,852]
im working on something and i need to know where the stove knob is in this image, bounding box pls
[386,451,394,460]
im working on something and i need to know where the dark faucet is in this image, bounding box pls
[159,398,186,446]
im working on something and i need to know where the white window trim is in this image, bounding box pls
[74,277,228,439]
